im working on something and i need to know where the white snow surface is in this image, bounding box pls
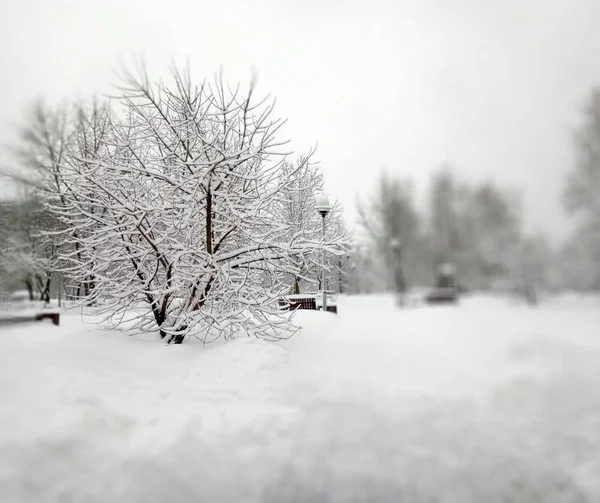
[1,294,600,502]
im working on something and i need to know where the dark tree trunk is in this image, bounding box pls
[82,274,96,306]
[168,324,187,344]
[25,279,34,301]
[150,300,166,338]
[41,274,52,303]
[206,186,213,255]
[169,333,186,344]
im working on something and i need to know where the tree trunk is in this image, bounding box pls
[206,186,213,255]
[25,279,34,301]
[169,333,186,344]
[167,322,187,344]
[150,300,167,338]
[41,273,52,303]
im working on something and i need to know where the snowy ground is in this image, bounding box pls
[1,294,599,502]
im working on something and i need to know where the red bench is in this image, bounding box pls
[34,312,60,326]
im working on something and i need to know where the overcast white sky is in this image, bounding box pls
[1,0,599,242]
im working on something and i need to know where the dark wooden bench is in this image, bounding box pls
[35,312,60,326]
[425,288,457,304]
[0,311,60,326]
[278,296,317,311]
[278,295,339,314]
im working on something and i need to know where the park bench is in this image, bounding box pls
[425,287,457,304]
[35,311,60,326]
[425,263,459,305]
[0,301,61,327]
[278,294,338,314]
[0,311,60,326]
[278,295,317,311]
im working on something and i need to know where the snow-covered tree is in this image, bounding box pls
[60,99,114,300]
[428,167,464,270]
[278,158,348,294]
[463,182,523,289]
[0,194,59,301]
[48,66,345,343]
[565,88,600,219]
[6,99,72,194]
[425,167,526,291]
[2,99,108,301]
[355,166,548,295]
[357,171,421,291]
[562,87,600,290]
[557,221,600,291]
[1,102,73,300]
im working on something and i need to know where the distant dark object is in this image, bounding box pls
[35,312,60,326]
[0,311,60,326]
[435,263,456,289]
[427,263,458,304]
[425,288,457,304]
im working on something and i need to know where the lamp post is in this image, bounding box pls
[391,238,405,306]
[315,193,331,312]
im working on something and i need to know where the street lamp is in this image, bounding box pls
[315,193,331,312]
[391,237,405,306]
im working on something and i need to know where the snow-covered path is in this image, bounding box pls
[1,295,599,502]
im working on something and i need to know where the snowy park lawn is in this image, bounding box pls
[1,295,600,502]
